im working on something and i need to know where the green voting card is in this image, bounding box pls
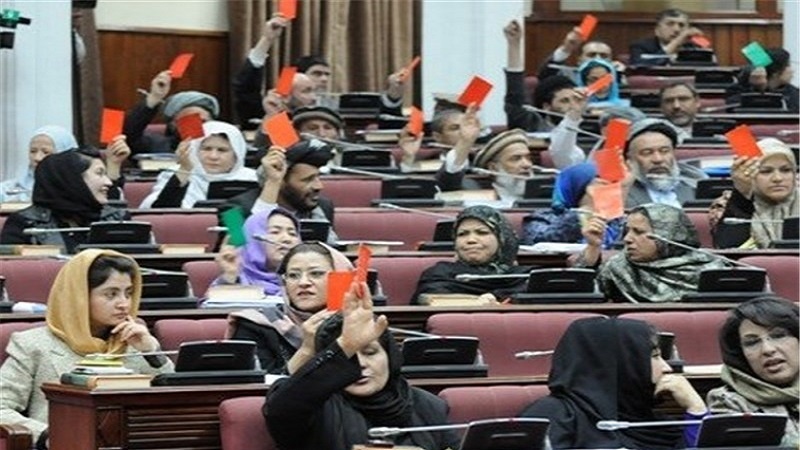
[220,207,247,247]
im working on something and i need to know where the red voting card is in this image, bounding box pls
[278,0,297,20]
[176,113,205,140]
[457,76,493,108]
[275,66,297,97]
[169,53,194,79]
[725,125,762,158]
[593,148,626,183]
[263,111,300,149]
[355,244,372,284]
[585,73,613,97]
[408,107,424,137]
[691,35,712,49]
[603,118,630,153]
[577,15,598,41]
[100,108,125,145]
[327,271,355,311]
[588,182,625,220]
[398,56,421,82]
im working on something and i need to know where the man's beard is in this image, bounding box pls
[493,167,529,199]
[630,159,680,192]
[281,188,317,213]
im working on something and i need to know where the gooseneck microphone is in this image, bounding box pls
[722,218,785,225]
[514,350,555,359]
[644,233,757,268]
[471,167,532,180]
[377,203,453,219]
[455,273,531,281]
[299,133,376,152]
[597,419,702,431]
[23,227,91,234]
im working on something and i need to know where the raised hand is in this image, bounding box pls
[730,155,760,197]
[146,70,172,108]
[336,281,389,357]
[112,316,160,352]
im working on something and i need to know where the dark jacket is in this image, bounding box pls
[230,318,296,374]
[411,260,532,305]
[0,205,130,254]
[122,101,180,156]
[712,188,753,249]
[266,342,459,450]
[505,70,550,132]
[628,36,702,67]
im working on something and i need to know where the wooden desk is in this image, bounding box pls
[43,372,722,449]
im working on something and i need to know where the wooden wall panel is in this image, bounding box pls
[98,28,230,122]
[524,17,783,74]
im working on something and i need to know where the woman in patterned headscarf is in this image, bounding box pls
[579,203,727,302]
[410,205,533,304]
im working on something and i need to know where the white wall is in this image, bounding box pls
[422,1,525,127]
[1,0,73,180]
[95,0,228,31]
[783,0,798,86]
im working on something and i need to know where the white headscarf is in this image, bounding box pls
[139,121,257,208]
[751,138,799,248]
[0,125,78,203]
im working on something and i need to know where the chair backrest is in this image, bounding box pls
[685,211,713,248]
[134,213,218,251]
[182,260,221,298]
[426,312,605,377]
[618,311,728,365]
[334,211,448,251]
[320,178,382,208]
[219,396,277,450]
[439,385,550,425]
[738,255,800,301]
[0,259,64,303]
[0,322,46,365]
[153,319,229,354]
[123,180,156,209]
[371,256,452,306]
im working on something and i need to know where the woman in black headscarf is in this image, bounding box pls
[520,317,708,449]
[0,149,129,253]
[266,281,460,450]
[410,205,532,304]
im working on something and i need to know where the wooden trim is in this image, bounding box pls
[0,423,33,450]
[531,0,782,20]
[97,25,227,37]
[528,16,782,25]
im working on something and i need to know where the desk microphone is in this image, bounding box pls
[377,203,453,219]
[596,419,701,431]
[4,188,30,196]
[644,233,757,268]
[471,167,532,180]
[368,423,469,438]
[701,103,738,113]
[299,133,376,152]
[521,106,602,140]
[722,218,785,225]
[85,349,179,359]
[328,165,403,180]
[455,273,531,281]
[387,327,441,339]
[777,129,800,136]
[23,226,91,235]
[207,226,227,233]
[139,266,189,276]
[547,63,578,72]
[636,54,673,60]
[515,350,555,359]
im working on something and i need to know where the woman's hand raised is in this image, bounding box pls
[336,281,388,357]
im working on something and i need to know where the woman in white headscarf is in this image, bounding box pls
[713,138,799,249]
[139,121,257,208]
[0,126,78,203]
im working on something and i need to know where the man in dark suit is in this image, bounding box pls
[629,9,710,66]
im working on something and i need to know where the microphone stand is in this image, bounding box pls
[597,419,702,431]
[645,233,758,268]
[299,133,377,152]
[515,350,555,359]
[470,167,532,181]
[328,165,403,180]
[455,273,531,281]
[377,203,453,219]
[722,218,784,225]
[24,227,91,235]
[521,106,603,139]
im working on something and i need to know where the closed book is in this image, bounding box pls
[73,365,134,375]
[60,372,153,390]
[417,293,489,307]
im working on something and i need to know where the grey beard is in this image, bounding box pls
[493,170,528,199]
[631,161,681,192]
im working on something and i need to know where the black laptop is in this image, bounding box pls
[139,273,197,310]
[695,414,786,448]
[770,216,799,249]
[514,268,605,304]
[735,92,786,113]
[459,418,550,450]
[299,219,331,242]
[375,178,444,207]
[151,341,266,386]
[682,267,768,303]
[194,180,260,208]
[400,336,488,378]
[77,221,160,254]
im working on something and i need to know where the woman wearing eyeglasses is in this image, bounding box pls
[226,242,353,374]
[708,297,799,447]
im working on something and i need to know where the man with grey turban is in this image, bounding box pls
[122,69,220,156]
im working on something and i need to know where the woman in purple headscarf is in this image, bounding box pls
[214,208,300,295]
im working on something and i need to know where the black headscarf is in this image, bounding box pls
[454,205,519,270]
[520,317,683,449]
[313,314,448,450]
[32,149,105,224]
